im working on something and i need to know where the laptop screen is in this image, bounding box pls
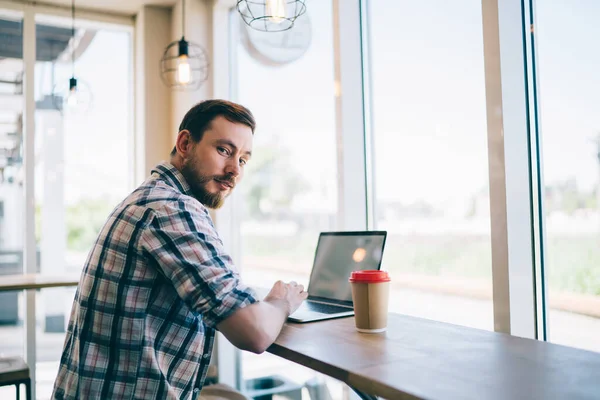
[307,232,387,303]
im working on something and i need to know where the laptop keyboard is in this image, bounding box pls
[302,301,352,314]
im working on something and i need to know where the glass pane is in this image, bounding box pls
[233,1,343,397]
[534,1,600,353]
[34,14,133,397]
[0,10,26,399]
[369,1,493,330]
[236,5,337,287]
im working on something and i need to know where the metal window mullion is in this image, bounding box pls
[523,0,549,342]
[23,5,37,399]
[482,0,537,339]
[359,0,376,231]
[333,0,368,231]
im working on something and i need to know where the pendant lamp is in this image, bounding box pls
[52,0,92,114]
[160,0,209,90]
[237,0,307,32]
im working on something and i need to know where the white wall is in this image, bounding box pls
[134,5,173,184]
[134,0,214,183]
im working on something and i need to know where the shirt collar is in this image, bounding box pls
[151,162,194,197]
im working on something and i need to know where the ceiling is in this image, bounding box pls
[0,19,74,61]
[27,0,176,17]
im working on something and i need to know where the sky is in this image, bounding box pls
[534,0,600,192]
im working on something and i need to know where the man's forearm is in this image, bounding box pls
[256,297,290,346]
[217,298,290,354]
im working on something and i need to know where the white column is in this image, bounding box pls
[332,0,369,231]
[482,0,538,339]
[134,5,173,184]
[333,7,370,400]
[38,110,67,332]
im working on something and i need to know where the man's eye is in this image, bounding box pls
[240,159,248,166]
[217,147,229,155]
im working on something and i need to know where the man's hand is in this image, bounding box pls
[264,280,308,316]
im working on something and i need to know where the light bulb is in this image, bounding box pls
[266,0,286,24]
[66,87,78,109]
[176,55,191,85]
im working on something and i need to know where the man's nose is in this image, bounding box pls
[224,159,241,178]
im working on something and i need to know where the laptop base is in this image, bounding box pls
[287,310,354,323]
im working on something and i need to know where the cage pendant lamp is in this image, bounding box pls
[237,0,307,32]
[160,0,209,90]
[52,0,92,114]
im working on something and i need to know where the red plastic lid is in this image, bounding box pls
[349,270,390,283]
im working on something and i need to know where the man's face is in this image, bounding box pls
[180,116,253,209]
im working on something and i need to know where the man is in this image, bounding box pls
[52,99,308,399]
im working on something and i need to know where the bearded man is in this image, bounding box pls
[52,100,307,400]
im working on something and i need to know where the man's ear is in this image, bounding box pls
[174,130,193,158]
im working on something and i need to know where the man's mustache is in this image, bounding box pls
[213,175,236,188]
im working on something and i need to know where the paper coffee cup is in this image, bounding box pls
[349,270,390,333]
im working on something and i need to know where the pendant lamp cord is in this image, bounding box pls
[181,0,185,38]
[71,0,75,77]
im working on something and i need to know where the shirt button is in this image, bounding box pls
[203,354,210,359]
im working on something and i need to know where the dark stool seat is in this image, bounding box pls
[0,356,31,400]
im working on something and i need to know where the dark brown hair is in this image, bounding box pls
[171,99,256,156]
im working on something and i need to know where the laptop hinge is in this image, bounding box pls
[307,298,353,308]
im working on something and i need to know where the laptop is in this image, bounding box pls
[288,231,387,323]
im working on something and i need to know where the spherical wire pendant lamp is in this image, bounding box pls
[160,0,209,90]
[237,0,307,32]
[52,0,92,114]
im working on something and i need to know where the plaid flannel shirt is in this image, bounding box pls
[52,162,258,400]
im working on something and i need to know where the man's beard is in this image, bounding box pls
[180,157,234,209]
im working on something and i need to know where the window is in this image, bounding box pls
[368,0,493,330]
[234,2,337,292]
[534,1,600,353]
[232,1,345,395]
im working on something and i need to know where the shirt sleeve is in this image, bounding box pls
[139,198,258,328]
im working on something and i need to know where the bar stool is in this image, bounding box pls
[0,356,31,400]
